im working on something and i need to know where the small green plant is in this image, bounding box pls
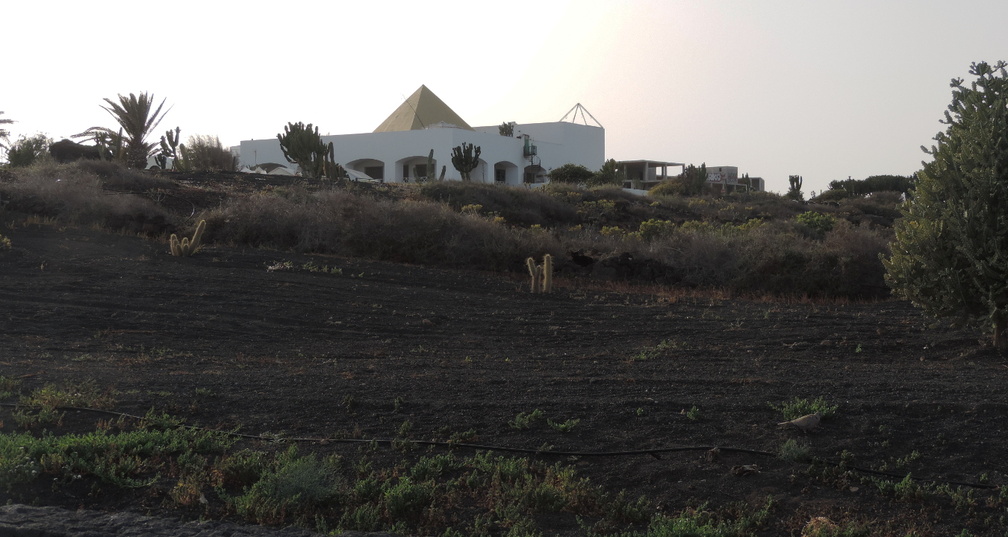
[778,438,811,462]
[0,233,11,251]
[633,339,676,362]
[509,409,545,430]
[170,219,206,257]
[769,396,838,421]
[547,418,580,433]
[685,405,701,422]
[0,375,21,398]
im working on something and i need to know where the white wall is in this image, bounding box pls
[238,121,605,185]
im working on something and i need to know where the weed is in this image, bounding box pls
[769,396,838,421]
[685,405,701,421]
[234,446,343,525]
[547,418,580,433]
[632,339,677,362]
[0,233,11,250]
[778,439,812,462]
[0,375,22,399]
[509,409,545,430]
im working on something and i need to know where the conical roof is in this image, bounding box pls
[374,85,473,133]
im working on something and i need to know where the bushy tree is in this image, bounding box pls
[589,158,623,186]
[884,61,1008,348]
[6,134,51,167]
[80,93,170,168]
[548,163,594,184]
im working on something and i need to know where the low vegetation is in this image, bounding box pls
[0,161,902,300]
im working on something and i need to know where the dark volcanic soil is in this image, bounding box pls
[1,219,1007,535]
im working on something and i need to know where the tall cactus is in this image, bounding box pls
[787,175,804,201]
[277,122,340,179]
[156,127,180,170]
[426,149,436,181]
[451,143,481,182]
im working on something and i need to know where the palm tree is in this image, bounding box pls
[81,93,170,168]
[0,111,12,149]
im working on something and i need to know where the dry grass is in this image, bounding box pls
[0,162,902,299]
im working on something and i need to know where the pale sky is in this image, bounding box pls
[5,0,1006,194]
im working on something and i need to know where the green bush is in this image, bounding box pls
[548,163,595,184]
[795,211,836,235]
[234,446,344,525]
[6,134,51,167]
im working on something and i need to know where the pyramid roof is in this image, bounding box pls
[374,85,473,133]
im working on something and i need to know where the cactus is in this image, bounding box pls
[526,254,553,293]
[156,127,180,170]
[439,165,447,181]
[278,122,340,179]
[542,254,553,293]
[170,219,206,257]
[787,175,804,201]
[426,149,436,181]
[526,257,542,293]
[451,143,481,182]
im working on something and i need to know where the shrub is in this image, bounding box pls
[177,135,239,172]
[0,163,172,234]
[795,211,836,235]
[234,446,343,525]
[548,163,594,184]
[6,134,51,167]
[416,181,579,227]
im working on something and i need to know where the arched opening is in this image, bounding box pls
[494,161,520,185]
[395,155,438,182]
[524,164,546,184]
[346,158,384,181]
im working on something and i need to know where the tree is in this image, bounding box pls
[451,142,481,182]
[548,163,594,184]
[884,61,1008,348]
[0,111,12,146]
[6,134,51,167]
[679,163,709,195]
[80,93,170,168]
[589,158,623,186]
[498,121,515,137]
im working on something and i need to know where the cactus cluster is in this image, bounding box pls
[156,127,181,170]
[451,143,481,182]
[170,220,206,257]
[277,122,343,180]
[526,254,553,293]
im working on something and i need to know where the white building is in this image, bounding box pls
[237,85,605,185]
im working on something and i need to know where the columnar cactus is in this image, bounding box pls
[170,219,206,257]
[526,254,554,293]
[278,122,340,179]
[526,257,542,293]
[451,143,481,182]
[156,127,180,170]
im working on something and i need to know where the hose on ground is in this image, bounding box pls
[0,402,996,491]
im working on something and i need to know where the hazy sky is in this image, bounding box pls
[5,1,1006,194]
